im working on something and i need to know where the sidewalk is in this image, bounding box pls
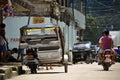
[0,62,24,80]
[0,62,72,80]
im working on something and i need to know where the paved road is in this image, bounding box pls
[6,62,120,80]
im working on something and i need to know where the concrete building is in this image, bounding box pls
[1,0,85,61]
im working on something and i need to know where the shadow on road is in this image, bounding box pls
[95,69,113,71]
[35,72,65,74]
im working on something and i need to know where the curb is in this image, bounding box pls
[0,62,24,80]
[0,66,12,80]
[0,62,73,80]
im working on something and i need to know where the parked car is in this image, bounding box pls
[72,41,94,64]
[91,45,99,62]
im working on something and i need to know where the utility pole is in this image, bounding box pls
[72,0,74,21]
[79,0,84,41]
[85,0,87,28]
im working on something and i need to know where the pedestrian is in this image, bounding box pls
[45,64,53,70]
[7,48,19,62]
[0,23,8,62]
[98,30,116,64]
[0,23,8,44]
[17,41,27,61]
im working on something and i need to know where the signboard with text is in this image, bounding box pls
[33,17,45,24]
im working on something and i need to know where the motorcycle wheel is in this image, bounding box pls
[30,68,37,74]
[29,64,37,74]
[103,63,110,71]
[103,66,109,71]
[64,63,68,73]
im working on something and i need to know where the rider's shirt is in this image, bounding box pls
[99,36,113,50]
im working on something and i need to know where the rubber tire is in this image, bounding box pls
[29,64,37,74]
[103,63,109,71]
[85,55,90,64]
[64,63,68,73]
[104,67,109,71]
[30,67,37,74]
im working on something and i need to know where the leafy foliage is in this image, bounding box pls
[114,0,120,13]
[83,14,99,44]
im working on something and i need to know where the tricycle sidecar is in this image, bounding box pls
[19,23,68,73]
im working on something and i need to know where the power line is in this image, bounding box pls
[88,9,114,12]
[94,0,114,8]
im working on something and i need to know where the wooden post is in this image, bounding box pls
[79,29,84,41]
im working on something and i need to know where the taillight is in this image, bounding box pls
[105,51,111,55]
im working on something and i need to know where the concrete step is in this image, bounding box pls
[0,66,12,79]
[0,65,23,80]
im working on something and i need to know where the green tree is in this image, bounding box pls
[94,0,120,30]
[114,0,120,13]
[83,14,99,44]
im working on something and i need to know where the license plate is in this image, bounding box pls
[105,58,111,62]
[27,55,34,59]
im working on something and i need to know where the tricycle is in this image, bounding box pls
[19,23,68,73]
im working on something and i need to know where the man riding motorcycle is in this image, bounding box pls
[98,30,116,64]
